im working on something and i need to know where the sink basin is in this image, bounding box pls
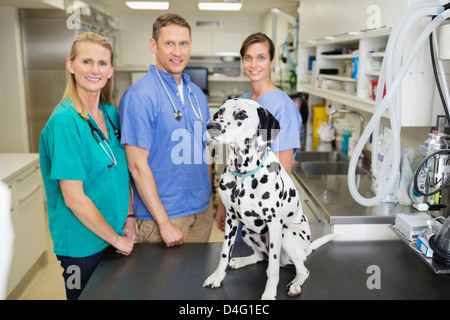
[295,151,348,163]
[299,162,367,175]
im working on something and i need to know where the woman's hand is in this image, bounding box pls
[114,235,134,256]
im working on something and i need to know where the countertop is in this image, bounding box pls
[0,153,39,182]
[292,157,417,225]
[79,242,450,300]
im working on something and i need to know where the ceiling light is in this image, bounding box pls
[125,1,169,10]
[198,2,242,11]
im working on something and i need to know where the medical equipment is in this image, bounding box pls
[156,67,209,124]
[87,103,120,168]
[348,0,450,207]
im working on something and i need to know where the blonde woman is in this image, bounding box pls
[39,32,135,300]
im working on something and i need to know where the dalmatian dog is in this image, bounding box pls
[203,98,336,300]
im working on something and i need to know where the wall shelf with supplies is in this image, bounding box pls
[298,28,390,117]
[297,26,440,127]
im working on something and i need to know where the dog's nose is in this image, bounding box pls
[207,122,222,137]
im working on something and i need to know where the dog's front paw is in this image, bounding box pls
[286,282,302,296]
[203,271,225,289]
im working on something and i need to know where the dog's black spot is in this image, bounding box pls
[288,212,294,217]
[262,192,270,199]
[273,254,277,259]
[244,210,259,218]
[250,193,255,199]
[229,226,237,238]
[275,182,279,190]
[289,188,296,197]
[251,179,258,189]
[276,201,280,207]
[267,161,281,173]
[225,181,236,189]
[262,207,269,215]
[260,175,268,184]
[258,201,262,207]
[222,253,227,258]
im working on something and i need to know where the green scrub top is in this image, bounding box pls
[39,98,129,258]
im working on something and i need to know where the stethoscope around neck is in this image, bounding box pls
[155,67,210,125]
[87,102,121,168]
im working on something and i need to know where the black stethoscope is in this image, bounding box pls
[155,67,210,125]
[87,103,121,168]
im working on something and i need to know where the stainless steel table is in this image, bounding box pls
[79,241,450,300]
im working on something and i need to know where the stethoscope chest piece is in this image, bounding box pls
[173,110,183,120]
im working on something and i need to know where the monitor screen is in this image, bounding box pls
[184,67,208,95]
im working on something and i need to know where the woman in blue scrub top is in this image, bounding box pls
[215,32,302,233]
[39,32,136,300]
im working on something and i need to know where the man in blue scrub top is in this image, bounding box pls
[119,14,212,247]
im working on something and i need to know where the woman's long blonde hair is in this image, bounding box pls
[61,32,114,120]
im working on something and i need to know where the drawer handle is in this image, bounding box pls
[304,199,324,223]
[18,185,42,204]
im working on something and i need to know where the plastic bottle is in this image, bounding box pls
[348,129,358,157]
[341,129,352,156]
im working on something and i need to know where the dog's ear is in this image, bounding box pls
[257,107,280,147]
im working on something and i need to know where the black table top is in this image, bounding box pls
[79,241,450,300]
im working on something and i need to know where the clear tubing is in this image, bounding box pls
[348,5,450,206]
[433,30,450,107]
[371,6,441,197]
[372,4,441,180]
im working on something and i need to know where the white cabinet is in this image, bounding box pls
[0,154,47,298]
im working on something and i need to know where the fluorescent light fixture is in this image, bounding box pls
[198,2,242,11]
[125,1,169,10]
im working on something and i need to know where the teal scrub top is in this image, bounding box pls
[39,98,129,258]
